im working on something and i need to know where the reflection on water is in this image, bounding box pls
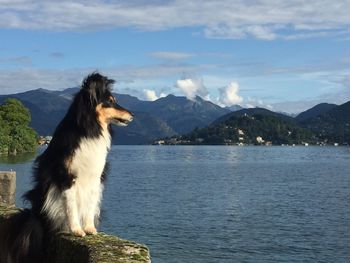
[0,146,46,207]
[0,146,47,165]
[0,151,37,164]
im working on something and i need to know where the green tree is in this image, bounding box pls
[0,98,37,155]
[0,115,10,154]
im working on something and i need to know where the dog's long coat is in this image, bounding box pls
[0,73,133,262]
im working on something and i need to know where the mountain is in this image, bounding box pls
[158,100,350,145]
[169,110,315,145]
[0,89,71,135]
[212,107,294,126]
[0,88,229,144]
[296,103,337,122]
[112,93,150,111]
[112,111,175,145]
[226,105,243,112]
[299,101,350,143]
[2,88,349,145]
[138,95,230,134]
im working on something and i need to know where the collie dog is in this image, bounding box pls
[0,73,133,262]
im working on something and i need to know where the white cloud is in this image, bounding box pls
[175,78,208,100]
[0,56,32,65]
[217,82,243,107]
[0,68,85,94]
[0,62,215,95]
[143,89,166,101]
[1,0,350,40]
[106,63,213,82]
[143,89,158,101]
[245,97,273,110]
[204,24,278,40]
[149,51,194,61]
[246,25,277,41]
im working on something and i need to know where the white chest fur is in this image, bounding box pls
[71,130,111,185]
[43,130,111,233]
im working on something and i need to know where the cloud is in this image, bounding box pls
[204,25,278,40]
[143,89,166,101]
[336,73,350,89]
[1,1,350,40]
[106,63,214,82]
[0,56,32,65]
[217,84,273,109]
[246,25,278,41]
[0,61,216,95]
[217,82,243,107]
[50,52,65,59]
[245,97,273,110]
[175,78,208,100]
[0,68,85,94]
[143,89,158,101]
[149,51,194,61]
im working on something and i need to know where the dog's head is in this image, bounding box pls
[81,73,133,128]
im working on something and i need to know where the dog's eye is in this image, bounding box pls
[108,96,116,104]
[102,99,113,107]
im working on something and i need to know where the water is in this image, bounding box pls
[1,146,350,262]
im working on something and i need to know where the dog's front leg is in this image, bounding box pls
[83,204,98,235]
[64,186,85,237]
[83,215,98,235]
[82,186,102,235]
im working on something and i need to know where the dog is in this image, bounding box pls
[0,73,133,262]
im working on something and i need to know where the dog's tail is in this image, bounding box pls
[0,209,44,263]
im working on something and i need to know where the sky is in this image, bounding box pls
[0,0,350,113]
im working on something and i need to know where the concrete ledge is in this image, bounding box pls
[0,206,151,263]
[0,205,19,222]
[48,232,150,263]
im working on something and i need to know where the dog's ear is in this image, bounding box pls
[106,78,115,87]
[87,82,98,106]
[82,73,115,106]
[82,73,103,105]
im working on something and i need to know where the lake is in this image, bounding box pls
[1,146,350,263]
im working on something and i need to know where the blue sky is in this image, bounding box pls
[0,1,350,113]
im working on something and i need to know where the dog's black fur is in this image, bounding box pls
[0,73,133,262]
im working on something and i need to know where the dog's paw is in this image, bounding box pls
[71,227,86,237]
[84,225,98,235]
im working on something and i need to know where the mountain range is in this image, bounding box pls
[0,88,230,144]
[0,88,349,145]
[159,102,350,145]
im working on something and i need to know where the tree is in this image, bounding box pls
[0,98,37,155]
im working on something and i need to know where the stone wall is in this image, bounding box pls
[0,171,16,206]
[0,171,151,263]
